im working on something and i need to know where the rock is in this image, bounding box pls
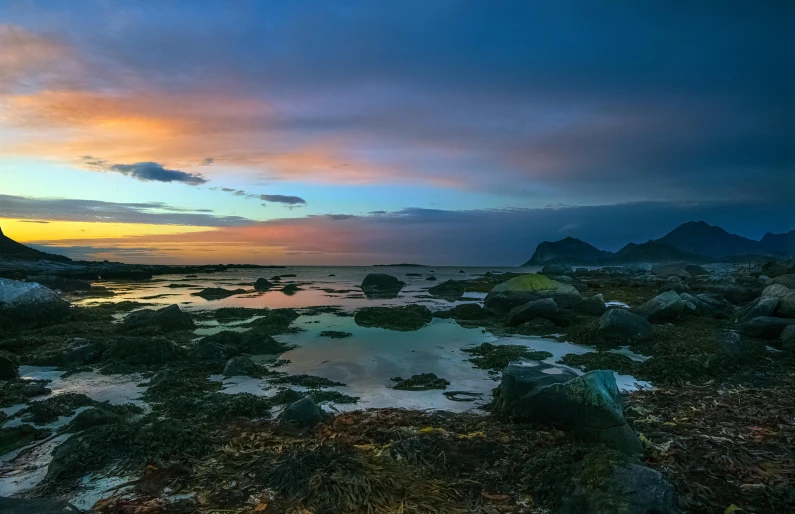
[738,316,795,340]
[506,298,574,327]
[120,304,194,334]
[279,397,325,427]
[223,356,262,377]
[760,261,789,278]
[192,287,248,300]
[254,278,272,290]
[105,336,185,365]
[354,305,432,331]
[428,279,466,298]
[391,373,450,390]
[435,303,490,321]
[485,274,581,315]
[281,283,300,295]
[679,293,733,318]
[739,296,780,323]
[66,407,121,432]
[771,274,795,289]
[705,284,762,305]
[542,262,573,275]
[0,278,69,328]
[659,276,689,294]
[781,325,795,351]
[572,294,607,316]
[494,363,642,455]
[761,284,792,300]
[360,273,405,298]
[0,351,20,380]
[567,464,679,514]
[34,338,103,367]
[597,309,651,341]
[716,331,743,359]
[633,291,686,323]
[0,497,81,514]
[515,318,557,333]
[776,292,795,319]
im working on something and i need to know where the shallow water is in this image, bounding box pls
[2,266,651,503]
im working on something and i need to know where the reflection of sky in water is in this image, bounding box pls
[72,266,524,311]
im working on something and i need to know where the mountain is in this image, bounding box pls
[0,227,71,263]
[760,229,795,254]
[615,241,708,263]
[654,221,761,258]
[523,237,612,266]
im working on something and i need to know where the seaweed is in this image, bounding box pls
[462,343,553,371]
[270,373,346,388]
[391,373,450,391]
[318,330,352,339]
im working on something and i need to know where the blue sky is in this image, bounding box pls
[0,0,792,264]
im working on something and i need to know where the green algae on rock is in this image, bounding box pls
[354,305,432,331]
[391,373,450,391]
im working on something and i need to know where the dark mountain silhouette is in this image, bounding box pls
[615,241,708,263]
[0,227,71,262]
[523,237,612,266]
[760,229,795,254]
[655,221,762,258]
[522,221,794,266]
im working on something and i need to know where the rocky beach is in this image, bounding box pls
[1,225,794,514]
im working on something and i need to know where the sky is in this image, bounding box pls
[0,0,792,265]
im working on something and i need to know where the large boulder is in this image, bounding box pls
[0,278,69,328]
[485,274,581,315]
[360,273,405,299]
[105,336,186,365]
[596,309,651,341]
[572,294,608,316]
[633,291,686,323]
[427,279,466,299]
[506,298,574,327]
[434,303,490,322]
[120,304,194,334]
[771,274,795,289]
[494,363,642,455]
[680,293,733,319]
[254,278,272,291]
[738,316,795,340]
[781,325,795,351]
[777,292,795,319]
[279,397,326,427]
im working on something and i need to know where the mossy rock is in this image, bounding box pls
[391,373,450,391]
[354,305,432,331]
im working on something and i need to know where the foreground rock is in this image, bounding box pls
[105,336,186,365]
[494,362,642,455]
[679,293,733,318]
[354,305,432,331]
[485,273,581,315]
[360,273,405,298]
[566,463,679,514]
[0,278,70,328]
[597,309,651,341]
[120,304,194,334]
[427,279,466,298]
[506,298,574,327]
[279,397,326,427]
[738,316,795,340]
[254,278,272,290]
[633,291,687,323]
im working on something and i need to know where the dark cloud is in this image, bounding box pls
[201,157,214,166]
[324,214,356,221]
[82,157,207,185]
[221,188,236,192]
[18,220,50,223]
[0,194,254,226]
[259,194,307,205]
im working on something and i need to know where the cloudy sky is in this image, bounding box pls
[0,0,792,265]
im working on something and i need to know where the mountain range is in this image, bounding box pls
[524,221,795,266]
